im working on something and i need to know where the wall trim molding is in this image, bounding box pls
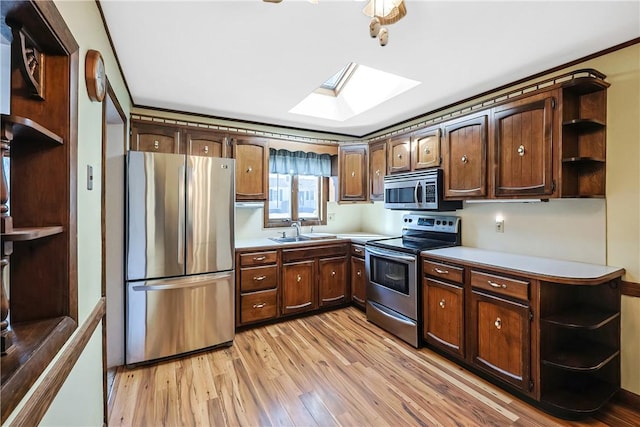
[617,388,640,410]
[9,298,106,426]
[621,280,640,298]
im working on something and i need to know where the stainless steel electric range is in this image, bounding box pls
[365,214,461,347]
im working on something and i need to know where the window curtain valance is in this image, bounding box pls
[269,148,333,177]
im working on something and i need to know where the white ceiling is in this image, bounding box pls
[99,0,640,137]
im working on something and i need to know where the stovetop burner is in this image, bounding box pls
[367,214,461,255]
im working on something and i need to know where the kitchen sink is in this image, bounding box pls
[269,236,312,243]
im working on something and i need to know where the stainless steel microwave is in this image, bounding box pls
[383,169,462,211]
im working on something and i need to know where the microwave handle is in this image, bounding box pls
[414,181,420,205]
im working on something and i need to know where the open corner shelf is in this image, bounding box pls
[0,114,63,145]
[542,306,619,329]
[1,226,64,242]
[542,341,619,371]
[541,378,618,415]
[562,77,610,95]
[562,119,605,131]
[562,157,605,164]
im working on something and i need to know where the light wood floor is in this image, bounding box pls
[109,307,638,426]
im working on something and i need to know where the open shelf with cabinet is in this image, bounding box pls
[560,74,609,198]
[539,279,620,416]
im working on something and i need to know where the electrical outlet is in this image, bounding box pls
[328,213,336,221]
[495,219,504,233]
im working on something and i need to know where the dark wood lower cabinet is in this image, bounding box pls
[421,252,624,420]
[423,278,464,359]
[350,256,366,309]
[282,261,316,315]
[470,290,531,391]
[319,257,348,307]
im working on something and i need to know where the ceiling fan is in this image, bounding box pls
[262,0,406,46]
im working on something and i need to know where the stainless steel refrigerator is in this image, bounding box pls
[125,151,235,365]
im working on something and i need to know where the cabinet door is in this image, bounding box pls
[131,121,181,153]
[233,137,268,200]
[319,257,348,307]
[412,128,441,170]
[387,135,411,173]
[369,141,386,201]
[443,114,487,198]
[282,260,315,315]
[185,129,227,158]
[423,278,464,358]
[339,144,368,201]
[470,290,531,391]
[350,257,366,308]
[494,93,556,196]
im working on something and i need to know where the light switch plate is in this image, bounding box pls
[87,165,93,190]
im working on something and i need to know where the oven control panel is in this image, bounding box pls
[402,214,460,233]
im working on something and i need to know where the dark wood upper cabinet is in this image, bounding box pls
[232,137,268,201]
[130,120,181,153]
[369,141,386,201]
[493,92,557,197]
[442,113,488,198]
[185,129,228,158]
[387,135,411,173]
[338,144,368,202]
[411,127,441,170]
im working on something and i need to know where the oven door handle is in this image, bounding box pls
[366,247,416,263]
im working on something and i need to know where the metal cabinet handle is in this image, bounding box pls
[375,169,380,176]
[357,270,362,277]
[247,166,253,173]
[253,275,267,281]
[351,171,355,177]
[296,274,302,283]
[488,280,507,289]
[253,256,266,261]
[461,155,468,164]
[253,302,266,309]
[424,147,431,154]
[439,299,446,309]
[397,153,402,159]
[434,267,449,274]
[495,317,502,329]
[153,140,159,150]
[331,271,336,277]
[354,248,363,253]
[204,145,209,154]
[517,145,525,156]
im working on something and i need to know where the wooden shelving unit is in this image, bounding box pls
[559,75,609,197]
[0,1,79,422]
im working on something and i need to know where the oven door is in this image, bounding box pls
[365,246,417,320]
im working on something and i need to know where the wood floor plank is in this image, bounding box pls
[108,307,640,427]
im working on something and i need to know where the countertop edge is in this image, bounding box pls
[422,247,625,285]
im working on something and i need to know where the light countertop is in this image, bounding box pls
[423,246,625,283]
[236,232,390,250]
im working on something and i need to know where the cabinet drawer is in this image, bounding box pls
[282,244,348,263]
[351,244,365,258]
[240,265,277,292]
[240,251,277,267]
[423,260,464,284]
[240,289,278,324]
[471,270,529,301]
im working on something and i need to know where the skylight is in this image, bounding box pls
[289,63,420,122]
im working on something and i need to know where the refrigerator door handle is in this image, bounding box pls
[177,164,186,266]
[132,271,233,292]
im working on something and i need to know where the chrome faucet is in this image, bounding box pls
[292,221,301,237]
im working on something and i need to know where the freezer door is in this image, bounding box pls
[126,271,235,365]
[127,151,186,281]
[186,156,235,274]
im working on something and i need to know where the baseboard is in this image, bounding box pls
[617,388,640,408]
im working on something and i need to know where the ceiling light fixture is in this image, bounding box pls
[263,0,406,46]
[363,0,406,46]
